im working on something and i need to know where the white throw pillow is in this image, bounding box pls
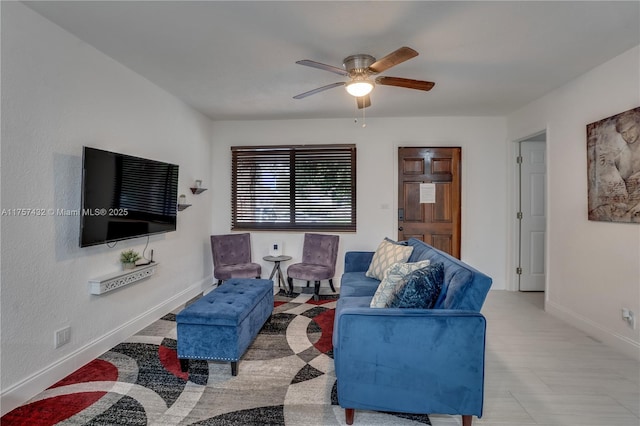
[366,239,414,280]
[370,259,431,308]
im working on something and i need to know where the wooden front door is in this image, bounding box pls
[398,147,461,258]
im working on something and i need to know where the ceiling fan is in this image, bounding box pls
[293,46,435,109]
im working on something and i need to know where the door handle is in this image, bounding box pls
[398,226,403,231]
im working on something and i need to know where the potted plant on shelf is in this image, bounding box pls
[120,249,141,270]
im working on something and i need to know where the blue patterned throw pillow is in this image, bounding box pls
[369,259,431,308]
[388,262,444,309]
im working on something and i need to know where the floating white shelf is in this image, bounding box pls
[89,263,158,295]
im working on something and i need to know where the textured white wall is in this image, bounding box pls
[1,2,214,412]
[507,46,640,359]
[210,116,508,292]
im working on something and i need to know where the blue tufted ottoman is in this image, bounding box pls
[176,278,274,376]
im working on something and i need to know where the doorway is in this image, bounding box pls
[397,147,461,258]
[517,134,547,291]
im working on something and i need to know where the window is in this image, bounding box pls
[231,144,356,231]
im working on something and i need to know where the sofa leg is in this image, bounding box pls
[345,408,354,425]
[179,358,189,372]
[231,361,238,376]
[462,415,472,426]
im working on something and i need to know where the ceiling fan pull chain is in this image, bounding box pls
[354,99,357,124]
[362,103,366,128]
[353,101,366,128]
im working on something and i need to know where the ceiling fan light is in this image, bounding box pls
[345,80,374,97]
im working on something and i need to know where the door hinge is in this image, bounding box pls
[516,267,523,275]
[516,155,523,164]
[517,211,523,220]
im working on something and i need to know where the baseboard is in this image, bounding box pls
[0,277,210,416]
[546,300,640,361]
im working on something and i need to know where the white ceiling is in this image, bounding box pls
[24,1,640,121]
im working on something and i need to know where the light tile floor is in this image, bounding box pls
[430,290,640,426]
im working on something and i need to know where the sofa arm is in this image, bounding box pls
[335,309,486,418]
[344,251,375,273]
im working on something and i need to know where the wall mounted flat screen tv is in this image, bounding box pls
[80,147,179,247]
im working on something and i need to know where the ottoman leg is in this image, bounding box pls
[179,358,189,372]
[231,361,238,376]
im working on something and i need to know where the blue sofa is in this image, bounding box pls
[333,238,493,426]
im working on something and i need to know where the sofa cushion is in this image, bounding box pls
[388,262,445,309]
[370,259,431,308]
[366,238,413,280]
[435,267,473,309]
[406,238,434,263]
[340,272,381,297]
[406,238,488,310]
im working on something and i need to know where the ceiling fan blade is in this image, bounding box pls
[293,82,346,99]
[356,94,371,109]
[368,47,418,74]
[296,60,349,76]
[375,76,435,91]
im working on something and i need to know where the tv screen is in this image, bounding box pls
[80,147,179,247]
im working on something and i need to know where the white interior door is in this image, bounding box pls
[519,140,546,291]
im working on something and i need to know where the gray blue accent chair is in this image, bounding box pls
[287,233,339,300]
[333,238,493,426]
[210,233,261,285]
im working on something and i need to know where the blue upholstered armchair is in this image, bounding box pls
[210,233,261,285]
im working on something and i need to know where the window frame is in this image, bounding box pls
[231,144,356,232]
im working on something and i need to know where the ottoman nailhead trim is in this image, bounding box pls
[179,355,238,361]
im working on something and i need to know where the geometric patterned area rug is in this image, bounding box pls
[1,291,431,425]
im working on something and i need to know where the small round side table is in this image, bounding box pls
[263,255,292,290]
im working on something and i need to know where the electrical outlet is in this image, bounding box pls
[621,308,636,330]
[55,326,71,348]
